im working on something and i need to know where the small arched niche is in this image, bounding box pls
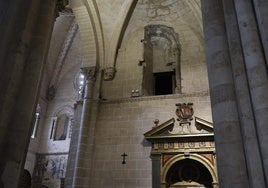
[142,24,181,96]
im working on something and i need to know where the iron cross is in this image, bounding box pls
[121,152,127,164]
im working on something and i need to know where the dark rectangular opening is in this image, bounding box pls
[154,72,174,95]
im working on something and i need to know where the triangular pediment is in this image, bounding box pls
[144,118,175,137]
[144,117,214,142]
[195,117,213,132]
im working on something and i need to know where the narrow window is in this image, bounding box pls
[31,112,40,139]
[68,118,73,138]
[54,115,69,140]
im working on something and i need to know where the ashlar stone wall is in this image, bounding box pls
[91,94,211,188]
[90,1,212,187]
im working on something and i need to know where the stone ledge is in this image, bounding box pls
[98,91,210,104]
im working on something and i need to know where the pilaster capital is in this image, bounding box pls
[81,66,97,82]
[103,67,116,81]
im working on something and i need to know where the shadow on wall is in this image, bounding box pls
[18,169,31,188]
[141,138,152,147]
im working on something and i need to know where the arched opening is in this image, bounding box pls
[166,159,213,188]
[142,24,181,96]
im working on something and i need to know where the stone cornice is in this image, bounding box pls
[98,91,210,104]
[37,152,69,156]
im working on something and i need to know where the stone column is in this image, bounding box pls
[65,101,83,187]
[222,0,266,187]
[234,1,268,184]
[0,0,33,154]
[201,0,250,187]
[0,0,57,187]
[252,0,268,66]
[151,154,161,188]
[72,67,96,187]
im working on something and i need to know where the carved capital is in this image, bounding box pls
[81,67,97,81]
[103,67,116,81]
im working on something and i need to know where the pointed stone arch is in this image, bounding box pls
[70,0,101,67]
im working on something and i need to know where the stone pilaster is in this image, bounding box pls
[212,154,218,188]
[201,0,250,187]
[65,101,83,187]
[72,66,97,187]
[0,0,57,187]
[252,0,268,66]
[151,154,161,188]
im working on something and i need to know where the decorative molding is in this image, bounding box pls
[53,20,78,84]
[59,11,75,17]
[161,154,218,184]
[36,152,69,156]
[53,104,74,117]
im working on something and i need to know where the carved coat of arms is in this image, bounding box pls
[176,103,194,122]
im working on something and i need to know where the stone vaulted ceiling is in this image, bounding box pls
[69,0,203,69]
